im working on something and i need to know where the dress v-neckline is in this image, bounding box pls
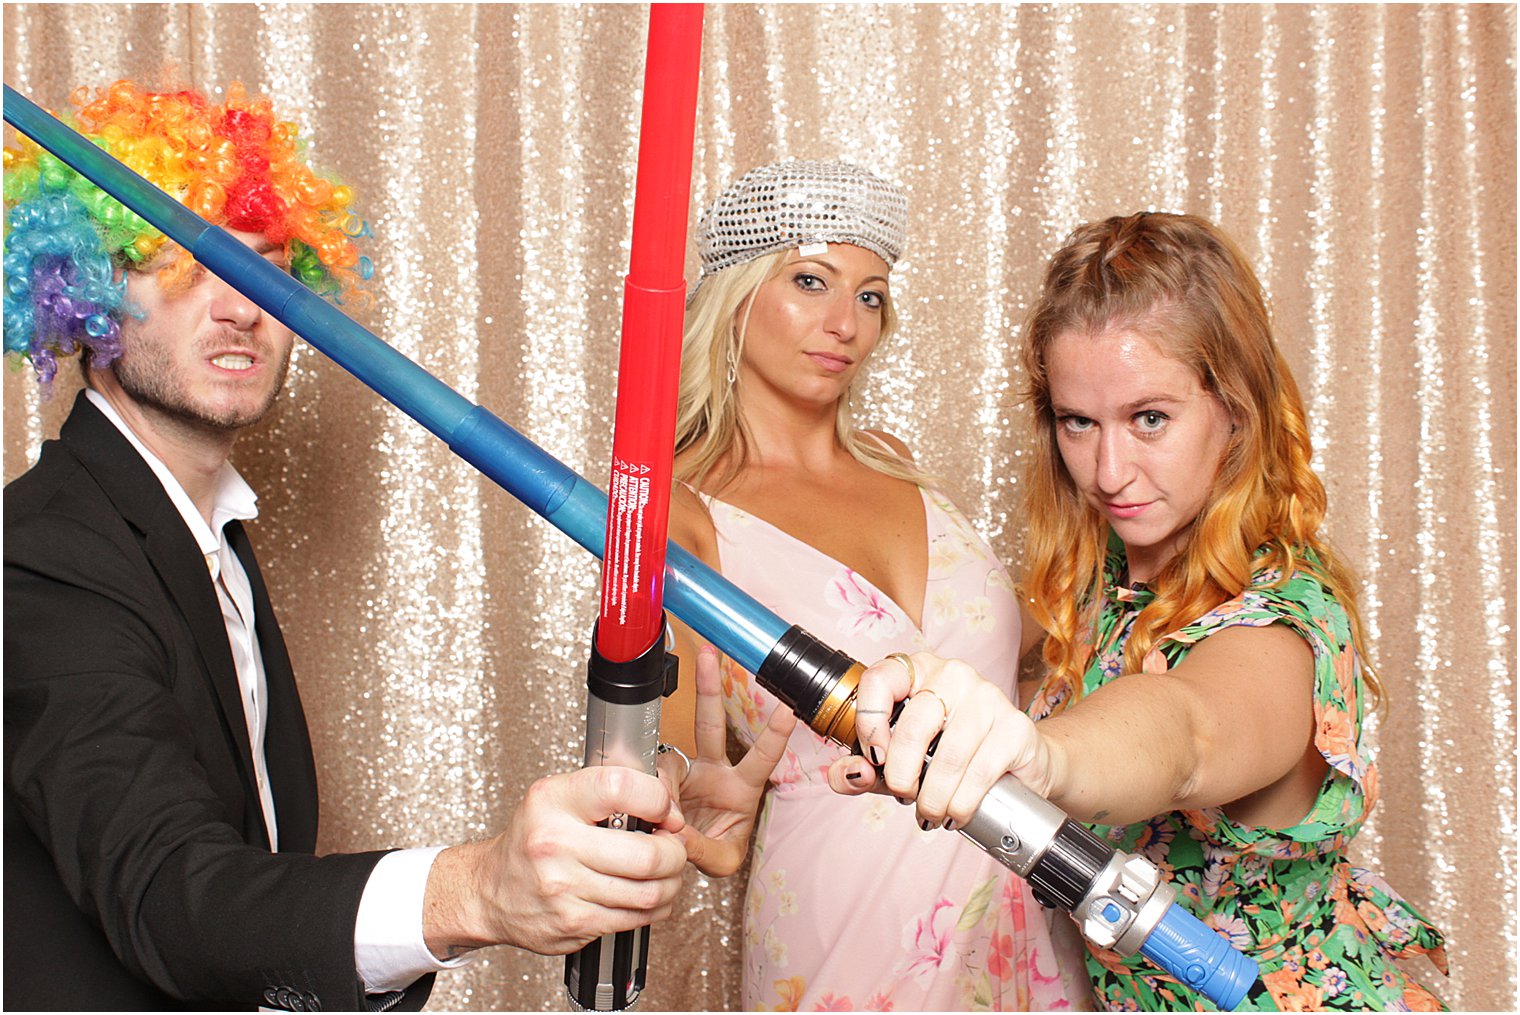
[703,486,935,635]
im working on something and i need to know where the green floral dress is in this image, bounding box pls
[1027,541,1448,1012]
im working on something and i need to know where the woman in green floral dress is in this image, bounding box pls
[829,212,1448,1011]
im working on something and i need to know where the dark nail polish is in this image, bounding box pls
[867,746,884,767]
[918,817,933,832]
[943,818,957,832]
[896,795,913,806]
[845,771,862,783]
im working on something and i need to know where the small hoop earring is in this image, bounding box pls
[726,331,740,385]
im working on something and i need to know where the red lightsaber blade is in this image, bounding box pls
[566,5,703,1010]
[598,4,704,663]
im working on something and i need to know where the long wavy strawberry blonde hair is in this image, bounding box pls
[1020,212,1381,708]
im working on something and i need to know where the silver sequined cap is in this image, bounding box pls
[692,159,908,293]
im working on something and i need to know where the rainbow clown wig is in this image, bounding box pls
[2,79,372,388]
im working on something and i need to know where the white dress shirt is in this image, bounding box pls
[86,389,468,993]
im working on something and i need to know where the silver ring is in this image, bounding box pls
[657,742,691,782]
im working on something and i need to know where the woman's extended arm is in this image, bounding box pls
[832,622,1322,829]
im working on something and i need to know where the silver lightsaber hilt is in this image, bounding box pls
[564,622,677,1012]
[958,773,1256,1003]
[960,774,1175,951]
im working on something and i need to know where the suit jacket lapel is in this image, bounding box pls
[228,520,320,852]
[58,394,262,809]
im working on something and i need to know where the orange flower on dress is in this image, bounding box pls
[1277,983,1326,1012]
[1356,900,1390,934]
[1400,982,1446,1012]
[1334,895,1368,935]
[719,657,766,733]
[1205,597,1250,623]
[771,976,806,1011]
[1316,704,1356,763]
[1090,945,1131,976]
[1261,966,1307,1009]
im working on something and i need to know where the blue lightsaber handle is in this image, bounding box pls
[3,84,1259,1006]
[1141,905,1258,1008]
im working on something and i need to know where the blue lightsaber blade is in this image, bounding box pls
[0,83,784,674]
[3,83,1258,1009]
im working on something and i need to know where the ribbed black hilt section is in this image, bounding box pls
[756,624,857,723]
[566,929,650,1012]
[1027,818,1113,911]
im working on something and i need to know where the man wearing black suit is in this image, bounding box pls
[3,82,702,1011]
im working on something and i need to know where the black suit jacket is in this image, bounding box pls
[4,393,431,1010]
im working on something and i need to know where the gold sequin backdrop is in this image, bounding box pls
[3,3,1514,1010]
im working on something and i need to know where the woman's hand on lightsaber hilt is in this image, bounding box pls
[826,651,1062,828]
[658,645,797,877]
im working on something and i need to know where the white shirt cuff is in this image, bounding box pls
[354,846,474,993]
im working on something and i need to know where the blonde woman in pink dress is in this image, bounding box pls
[661,161,1091,1011]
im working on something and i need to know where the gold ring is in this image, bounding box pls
[885,651,916,685]
[911,688,951,725]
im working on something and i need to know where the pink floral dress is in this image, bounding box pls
[704,486,1092,1012]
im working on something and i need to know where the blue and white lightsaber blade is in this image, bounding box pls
[3,83,1258,1009]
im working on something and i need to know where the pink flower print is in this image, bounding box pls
[865,992,895,1011]
[826,568,905,642]
[1381,901,1420,946]
[1200,841,1238,899]
[987,932,1015,980]
[1235,853,1270,887]
[899,897,955,979]
[1207,912,1252,951]
[1202,596,1251,624]
[1133,818,1175,863]
[770,750,806,790]
[811,995,852,1011]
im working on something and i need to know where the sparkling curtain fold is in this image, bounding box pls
[3,4,1513,1011]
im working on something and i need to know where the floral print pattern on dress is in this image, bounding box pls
[704,486,1091,1012]
[826,567,908,642]
[1030,537,1448,1011]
